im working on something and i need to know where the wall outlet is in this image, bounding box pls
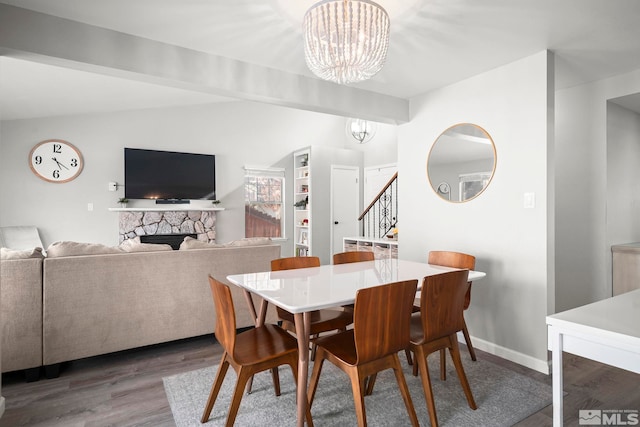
[87,202,94,211]
[108,182,118,191]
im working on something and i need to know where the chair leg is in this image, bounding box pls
[462,317,477,361]
[405,348,413,365]
[439,349,446,380]
[448,336,477,410]
[226,367,254,427]
[364,373,377,396]
[391,354,420,427]
[310,334,320,361]
[271,367,281,396]
[415,346,439,427]
[347,368,367,427]
[201,356,231,423]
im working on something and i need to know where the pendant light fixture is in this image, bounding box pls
[303,0,390,84]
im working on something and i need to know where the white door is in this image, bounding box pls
[364,164,398,207]
[331,166,360,255]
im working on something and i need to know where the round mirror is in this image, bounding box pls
[427,123,496,202]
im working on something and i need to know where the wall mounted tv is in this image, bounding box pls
[124,148,216,202]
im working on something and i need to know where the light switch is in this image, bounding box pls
[523,192,535,209]
[87,203,94,211]
[108,182,118,191]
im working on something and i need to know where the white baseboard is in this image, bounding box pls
[457,332,550,374]
[0,395,5,418]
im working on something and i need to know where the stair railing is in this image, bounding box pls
[358,172,398,239]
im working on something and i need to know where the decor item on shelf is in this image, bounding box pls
[347,118,377,144]
[301,154,309,167]
[118,197,129,208]
[211,199,221,205]
[303,0,390,84]
[294,196,309,210]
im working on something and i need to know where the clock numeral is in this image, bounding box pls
[53,170,60,179]
[34,155,42,165]
[53,144,62,153]
[70,158,78,167]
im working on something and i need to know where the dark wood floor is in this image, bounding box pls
[1,335,638,426]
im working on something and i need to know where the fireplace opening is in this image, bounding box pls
[139,233,196,250]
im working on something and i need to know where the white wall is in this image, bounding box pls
[555,68,640,311]
[607,103,640,254]
[0,101,396,252]
[399,51,553,373]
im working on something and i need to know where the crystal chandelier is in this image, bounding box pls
[303,0,390,84]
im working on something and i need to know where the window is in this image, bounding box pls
[244,167,285,238]
[458,171,492,201]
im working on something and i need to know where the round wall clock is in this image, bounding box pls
[29,139,84,183]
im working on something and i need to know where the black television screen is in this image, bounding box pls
[124,148,216,200]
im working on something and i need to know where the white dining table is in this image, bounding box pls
[546,289,640,427]
[227,257,486,427]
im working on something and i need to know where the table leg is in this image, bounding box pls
[550,328,563,427]
[294,312,312,427]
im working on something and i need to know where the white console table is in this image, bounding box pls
[546,289,640,426]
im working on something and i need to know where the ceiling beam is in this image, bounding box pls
[0,4,409,124]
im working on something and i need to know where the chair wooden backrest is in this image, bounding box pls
[209,276,237,358]
[353,279,418,364]
[271,256,320,271]
[419,270,469,342]
[333,251,375,265]
[428,251,475,309]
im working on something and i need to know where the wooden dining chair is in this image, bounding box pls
[307,279,420,427]
[271,256,354,360]
[427,250,477,380]
[332,251,375,313]
[409,270,477,427]
[201,276,313,426]
[332,250,375,265]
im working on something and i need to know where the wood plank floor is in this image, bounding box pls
[1,335,638,426]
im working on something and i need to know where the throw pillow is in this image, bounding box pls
[46,241,124,257]
[120,238,173,252]
[179,236,224,250]
[0,246,45,260]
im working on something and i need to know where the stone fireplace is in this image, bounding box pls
[118,210,216,245]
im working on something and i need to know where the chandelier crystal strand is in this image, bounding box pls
[303,0,390,84]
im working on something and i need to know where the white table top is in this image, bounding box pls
[227,258,486,314]
[546,289,640,345]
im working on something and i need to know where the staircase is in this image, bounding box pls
[359,172,398,239]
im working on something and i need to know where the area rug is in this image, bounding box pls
[163,351,551,426]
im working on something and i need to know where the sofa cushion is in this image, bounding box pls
[0,246,45,260]
[225,237,272,247]
[179,236,224,250]
[119,237,173,252]
[46,241,123,257]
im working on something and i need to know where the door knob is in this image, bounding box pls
[334,221,339,225]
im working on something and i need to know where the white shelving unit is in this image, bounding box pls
[343,236,398,259]
[294,149,311,256]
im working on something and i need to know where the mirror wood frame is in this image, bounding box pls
[426,123,497,203]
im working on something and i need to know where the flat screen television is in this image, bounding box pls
[124,148,216,201]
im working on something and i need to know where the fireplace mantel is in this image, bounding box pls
[108,207,224,212]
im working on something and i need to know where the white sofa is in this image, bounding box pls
[2,238,281,379]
